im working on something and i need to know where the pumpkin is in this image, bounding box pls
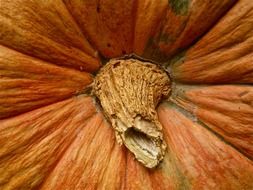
[0,0,253,189]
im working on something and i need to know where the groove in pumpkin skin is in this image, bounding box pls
[142,0,237,61]
[40,112,128,189]
[133,0,168,56]
[97,140,127,189]
[0,45,94,119]
[162,99,244,156]
[63,0,136,58]
[158,103,253,189]
[170,83,253,161]
[124,151,153,189]
[172,0,253,84]
[38,112,99,189]
[1,1,252,189]
[0,0,101,73]
[40,113,104,189]
[0,96,97,190]
[168,0,189,15]
[165,50,186,69]
[148,145,191,190]
[142,37,172,62]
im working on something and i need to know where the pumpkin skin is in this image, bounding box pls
[0,0,253,189]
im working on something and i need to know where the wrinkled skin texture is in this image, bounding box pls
[0,0,253,189]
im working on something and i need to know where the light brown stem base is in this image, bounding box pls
[93,58,170,168]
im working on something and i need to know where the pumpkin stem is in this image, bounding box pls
[93,58,170,168]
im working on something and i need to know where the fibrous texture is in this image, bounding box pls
[93,58,170,168]
[1,0,253,189]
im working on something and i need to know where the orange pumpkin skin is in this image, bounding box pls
[0,0,253,190]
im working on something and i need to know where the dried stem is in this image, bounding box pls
[93,58,170,168]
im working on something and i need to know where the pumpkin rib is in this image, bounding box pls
[197,119,253,162]
[61,0,101,59]
[125,151,153,190]
[0,0,101,73]
[59,0,100,59]
[38,114,98,190]
[0,27,100,72]
[63,0,136,58]
[96,139,126,190]
[124,147,184,189]
[79,121,116,189]
[39,112,101,190]
[0,96,97,190]
[156,144,191,189]
[172,47,253,84]
[158,103,253,189]
[172,0,253,84]
[163,2,233,65]
[170,84,253,161]
[170,98,252,162]
[166,0,238,54]
[0,96,97,157]
[40,113,124,189]
[0,45,94,119]
[122,146,128,190]
[140,0,237,61]
[1,0,253,189]
[133,0,168,56]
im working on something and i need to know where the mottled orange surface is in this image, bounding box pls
[0,0,253,189]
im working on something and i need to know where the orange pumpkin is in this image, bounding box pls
[1,0,253,189]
